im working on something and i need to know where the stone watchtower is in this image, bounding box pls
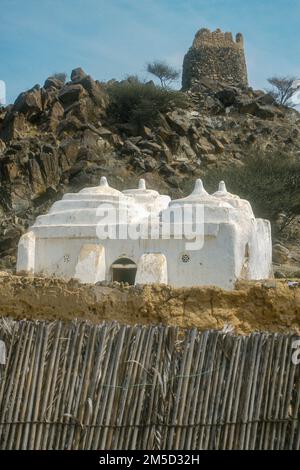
[182,28,248,90]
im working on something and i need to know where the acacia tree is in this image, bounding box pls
[267,76,300,107]
[146,61,180,88]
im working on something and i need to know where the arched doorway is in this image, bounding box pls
[111,257,137,285]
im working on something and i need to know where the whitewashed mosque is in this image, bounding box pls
[16,177,272,290]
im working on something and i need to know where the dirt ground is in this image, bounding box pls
[1,272,300,335]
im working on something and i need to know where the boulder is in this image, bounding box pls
[202,154,218,164]
[58,84,87,107]
[57,115,83,135]
[144,157,157,171]
[138,140,162,152]
[59,139,80,171]
[40,88,58,112]
[157,119,175,142]
[47,101,64,132]
[127,136,142,145]
[12,86,43,119]
[159,164,176,177]
[81,128,100,149]
[0,112,30,141]
[178,161,196,173]
[96,127,112,137]
[195,137,214,155]
[44,77,64,90]
[238,100,276,119]
[78,75,108,109]
[208,135,225,153]
[166,110,190,135]
[63,98,93,123]
[71,67,87,82]
[28,158,46,195]
[123,139,141,154]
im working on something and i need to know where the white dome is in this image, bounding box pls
[123,178,159,199]
[161,179,239,226]
[79,176,124,197]
[213,181,254,216]
[33,176,147,227]
[123,179,170,213]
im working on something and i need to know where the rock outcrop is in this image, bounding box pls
[0,66,300,270]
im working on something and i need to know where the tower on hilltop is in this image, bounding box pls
[182,28,248,90]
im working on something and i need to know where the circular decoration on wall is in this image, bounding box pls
[181,253,190,263]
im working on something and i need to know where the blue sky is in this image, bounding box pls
[1,0,300,104]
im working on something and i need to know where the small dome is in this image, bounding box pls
[213,181,254,216]
[79,176,124,198]
[160,179,236,227]
[213,181,239,199]
[60,175,129,203]
[34,176,146,227]
[123,178,159,198]
[123,179,170,213]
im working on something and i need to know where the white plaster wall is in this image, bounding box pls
[31,215,272,288]
[32,222,237,289]
[135,253,168,284]
[247,218,273,279]
[16,231,36,274]
[74,244,106,284]
[102,223,237,289]
[34,237,96,279]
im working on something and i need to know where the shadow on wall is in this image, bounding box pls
[111,257,137,285]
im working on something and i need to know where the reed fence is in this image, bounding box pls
[0,319,299,450]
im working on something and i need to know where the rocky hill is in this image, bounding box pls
[0,67,300,271]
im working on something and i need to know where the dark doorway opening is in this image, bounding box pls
[111,257,137,285]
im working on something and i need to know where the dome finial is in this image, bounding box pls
[100,176,108,187]
[138,178,146,190]
[192,178,207,195]
[219,181,227,193]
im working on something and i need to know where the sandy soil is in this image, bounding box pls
[1,272,300,335]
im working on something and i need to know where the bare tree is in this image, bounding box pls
[146,61,180,88]
[267,76,300,107]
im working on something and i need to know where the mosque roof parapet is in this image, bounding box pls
[31,176,256,230]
